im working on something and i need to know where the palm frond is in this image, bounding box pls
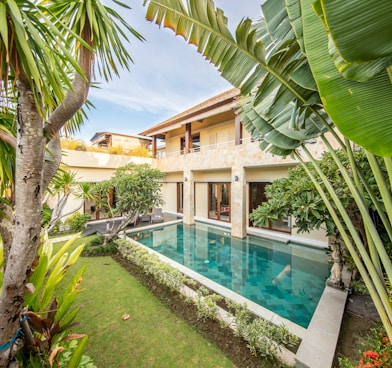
[144,0,333,155]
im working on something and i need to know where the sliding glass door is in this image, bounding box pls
[208,183,230,222]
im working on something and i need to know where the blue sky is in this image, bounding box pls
[75,1,263,143]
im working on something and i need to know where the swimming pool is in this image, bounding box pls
[128,222,330,328]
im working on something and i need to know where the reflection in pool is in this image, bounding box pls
[129,222,329,328]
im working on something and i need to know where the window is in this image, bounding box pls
[208,183,230,222]
[249,182,290,233]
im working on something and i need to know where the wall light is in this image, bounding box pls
[184,177,188,182]
[233,175,239,182]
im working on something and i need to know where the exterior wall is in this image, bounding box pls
[63,149,152,181]
[58,150,153,219]
[111,135,149,150]
[156,135,338,246]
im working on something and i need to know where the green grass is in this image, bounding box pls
[54,236,236,368]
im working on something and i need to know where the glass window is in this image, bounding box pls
[249,182,290,233]
[208,183,231,222]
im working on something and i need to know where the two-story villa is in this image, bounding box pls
[138,87,337,247]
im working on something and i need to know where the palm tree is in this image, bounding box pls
[42,169,95,232]
[0,1,143,365]
[143,0,392,339]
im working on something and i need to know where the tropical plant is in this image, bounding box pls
[0,233,93,367]
[20,243,90,368]
[0,1,143,365]
[142,0,392,340]
[250,148,392,286]
[339,326,391,368]
[64,212,91,233]
[93,163,165,244]
[43,169,95,233]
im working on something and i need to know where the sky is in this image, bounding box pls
[74,1,264,143]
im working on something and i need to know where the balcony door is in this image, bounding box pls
[208,183,231,222]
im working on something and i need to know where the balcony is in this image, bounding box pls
[156,137,263,159]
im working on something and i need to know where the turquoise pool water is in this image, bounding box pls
[129,222,330,328]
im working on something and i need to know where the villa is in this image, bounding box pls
[64,87,339,247]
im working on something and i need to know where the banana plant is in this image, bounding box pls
[143,0,392,339]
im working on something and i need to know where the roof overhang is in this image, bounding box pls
[139,88,240,138]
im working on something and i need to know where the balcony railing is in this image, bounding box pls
[156,137,263,159]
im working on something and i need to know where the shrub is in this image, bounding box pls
[86,235,105,247]
[82,242,118,257]
[81,235,118,257]
[194,286,222,322]
[339,326,391,368]
[65,212,91,232]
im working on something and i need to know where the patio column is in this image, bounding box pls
[185,123,191,154]
[183,170,195,225]
[231,167,246,238]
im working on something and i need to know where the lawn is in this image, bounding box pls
[55,236,237,368]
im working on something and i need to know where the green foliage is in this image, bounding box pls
[86,235,105,247]
[42,204,53,228]
[111,163,165,215]
[82,243,117,257]
[65,212,91,232]
[9,233,96,367]
[116,238,190,292]
[93,163,165,240]
[194,286,223,322]
[339,326,391,368]
[80,235,117,256]
[250,148,390,245]
[350,280,370,296]
[227,300,298,360]
[58,340,96,368]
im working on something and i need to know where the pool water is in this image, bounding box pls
[129,222,330,328]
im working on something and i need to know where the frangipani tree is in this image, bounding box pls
[93,163,165,244]
[0,1,142,365]
[143,0,392,339]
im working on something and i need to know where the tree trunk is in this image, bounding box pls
[0,80,44,367]
[106,210,139,244]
